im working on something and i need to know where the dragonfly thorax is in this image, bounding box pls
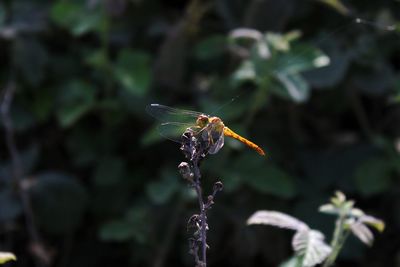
[209,116,225,131]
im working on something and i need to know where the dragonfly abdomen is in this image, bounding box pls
[223,127,266,156]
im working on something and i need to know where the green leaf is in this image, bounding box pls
[93,157,126,186]
[274,72,310,103]
[51,2,80,27]
[85,49,108,70]
[31,172,88,235]
[348,221,374,246]
[303,36,350,88]
[32,88,55,122]
[14,38,48,86]
[292,229,332,267]
[274,43,329,74]
[279,256,303,267]
[114,50,151,96]
[50,2,102,36]
[146,169,179,204]
[124,205,151,243]
[194,35,227,60]
[237,154,296,198]
[318,204,339,215]
[247,164,296,198]
[354,158,392,196]
[360,215,385,232]
[100,204,152,243]
[0,252,16,264]
[99,220,136,242]
[247,210,308,231]
[71,13,102,36]
[317,0,350,15]
[231,60,256,86]
[56,80,96,127]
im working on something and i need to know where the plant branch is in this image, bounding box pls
[192,159,207,265]
[179,130,223,267]
[1,81,49,267]
[322,212,348,267]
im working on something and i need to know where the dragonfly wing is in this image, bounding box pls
[208,133,224,154]
[146,104,204,123]
[157,122,193,143]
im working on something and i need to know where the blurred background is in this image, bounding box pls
[1,0,400,266]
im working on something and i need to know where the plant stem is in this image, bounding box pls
[1,81,47,267]
[192,158,207,266]
[322,213,348,267]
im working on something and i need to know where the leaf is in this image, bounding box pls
[354,158,392,196]
[231,60,256,86]
[247,211,308,231]
[331,191,346,206]
[316,0,351,15]
[274,42,329,74]
[100,204,152,243]
[348,221,374,246]
[50,2,103,36]
[114,50,151,96]
[13,37,48,86]
[359,215,385,232]
[303,36,350,88]
[99,220,136,242]
[93,157,125,186]
[349,208,365,218]
[85,49,109,70]
[274,71,310,103]
[0,252,16,264]
[146,169,179,204]
[318,204,339,215]
[56,80,96,127]
[243,160,297,198]
[30,172,88,234]
[278,256,303,267]
[194,35,227,60]
[32,88,55,122]
[292,229,332,267]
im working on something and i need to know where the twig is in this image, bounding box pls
[192,159,207,265]
[1,81,49,267]
[178,130,223,267]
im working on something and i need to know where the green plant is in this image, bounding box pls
[248,191,385,267]
[0,252,16,265]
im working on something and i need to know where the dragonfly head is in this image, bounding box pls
[196,114,209,128]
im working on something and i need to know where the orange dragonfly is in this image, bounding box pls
[146,104,265,156]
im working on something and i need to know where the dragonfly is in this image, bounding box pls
[146,103,266,156]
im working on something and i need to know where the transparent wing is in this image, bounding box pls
[146,104,204,123]
[157,122,193,143]
[208,133,224,154]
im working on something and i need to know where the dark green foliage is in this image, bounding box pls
[0,0,399,266]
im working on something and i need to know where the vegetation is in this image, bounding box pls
[0,0,399,266]
[248,191,385,267]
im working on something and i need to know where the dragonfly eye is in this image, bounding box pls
[196,115,209,127]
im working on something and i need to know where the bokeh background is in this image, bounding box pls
[1,0,400,266]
